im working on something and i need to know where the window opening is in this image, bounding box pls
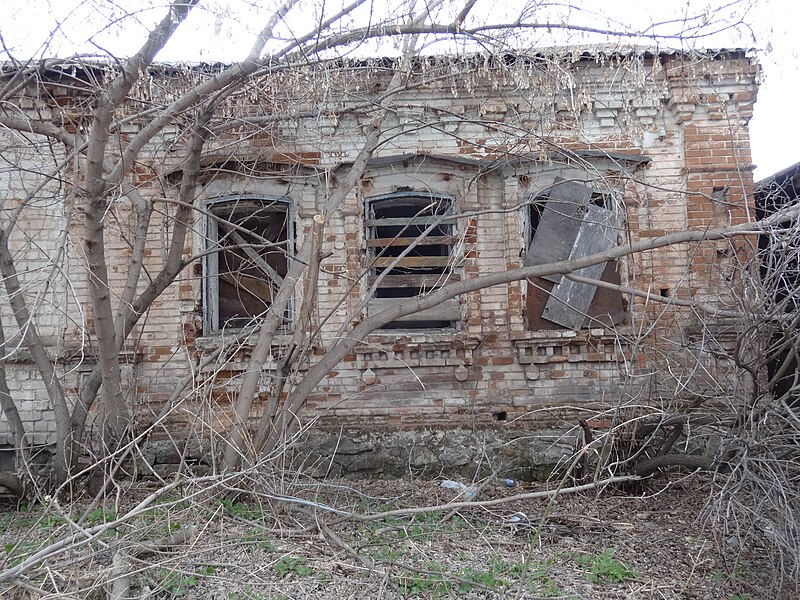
[591,190,610,208]
[524,178,625,330]
[205,196,293,333]
[366,193,460,329]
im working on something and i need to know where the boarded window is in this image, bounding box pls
[524,178,626,330]
[366,193,460,329]
[204,196,293,333]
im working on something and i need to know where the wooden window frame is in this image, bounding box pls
[203,194,294,334]
[365,192,461,330]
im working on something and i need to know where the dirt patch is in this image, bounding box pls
[0,473,792,599]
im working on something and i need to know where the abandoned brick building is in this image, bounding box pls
[0,48,760,476]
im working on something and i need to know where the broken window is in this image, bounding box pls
[204,196,293,333]
[524,178,626,330]
[366,192,460,329]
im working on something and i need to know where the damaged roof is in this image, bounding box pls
[0,46,755,79]
[755,161,800,211]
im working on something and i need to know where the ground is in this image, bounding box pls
[0,472,792,599]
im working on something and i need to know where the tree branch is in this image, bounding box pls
[270,212,787,452]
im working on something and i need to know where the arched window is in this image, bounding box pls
[523,177,625,330]
[365,192,460,329]
[204,195,293,333]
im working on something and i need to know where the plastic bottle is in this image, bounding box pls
[440,480,477,498]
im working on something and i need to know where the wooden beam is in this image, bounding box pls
[370,256,453,268]
[368,298,460,322]
[366,216,457,227]
[366,235,457,248]
[368,273,461,288]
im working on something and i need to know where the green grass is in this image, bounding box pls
[575,549,639,584]
[221,498,272,521]
[529,569,575,598]
[0,507,67,531]
[154,564,217,597]
[83,506,117,526]
[361,547,574,598]
[457,566,506,591]
[273,555,313,578]
[369,544,401,561]
[242,530,277,551]
[157,570,200,597]
[3,540,43,567]
[398,569,452,598]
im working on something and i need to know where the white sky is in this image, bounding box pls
[1,0,796,179]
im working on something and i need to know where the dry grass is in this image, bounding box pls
[0,471,792,599]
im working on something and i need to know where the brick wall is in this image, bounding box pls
[0,50,760,473]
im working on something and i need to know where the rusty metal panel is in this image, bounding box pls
[526,277,560,331]
[524,178,592,284]
[542,203,620,329]
[586,260,626,327]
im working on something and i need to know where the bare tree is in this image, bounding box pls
[554,177,800,584]
[0,0,776,537]
[2,0,800,596]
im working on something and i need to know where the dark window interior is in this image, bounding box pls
[209,199,291,331]
[367,194,458,329]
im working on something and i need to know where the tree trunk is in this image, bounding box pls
[220,248,308,471]
[252,215,325,454]
[0,316,31,494]
[0,232,72,486]
[83,192,130,448]
[252,61,414,457]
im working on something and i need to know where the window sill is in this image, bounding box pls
[511,328,628,365]
[195,331,294,353]
[510,327,628,343]
[363,329,471,347]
